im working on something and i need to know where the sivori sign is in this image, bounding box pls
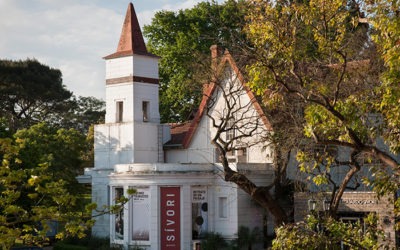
[160,187,180,250]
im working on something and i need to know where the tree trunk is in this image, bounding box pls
[223,160,288,225]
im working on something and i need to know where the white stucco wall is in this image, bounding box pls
[85,169,114,238]
[108,164,217,249]
[94,123,134,170]
[105,163,276,249]
[106,56,133,80]
[165,66,273,165]
[105,83,134,123]
[133,83,160,123]
[133,122,160,163]
[105,55,158,80]
[132,55,159,79]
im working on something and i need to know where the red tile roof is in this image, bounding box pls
[104,3,158,59]
[165,122,192,147]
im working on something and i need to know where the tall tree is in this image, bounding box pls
[0,59,105,134]
[57,96,105,134]
[144,0,248,122]
[245,0,384,214]
[204,53,289,224]
[0,59,72,131]
[244,0,400,247]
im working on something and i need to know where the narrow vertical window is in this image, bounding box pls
[218,197,227,218]
[226,119,235,141]
[116,101,123,123]
[114,187,124,240]
[142,101,149,122]
[192,188,208,239]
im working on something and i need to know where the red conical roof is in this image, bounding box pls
[104,3,157,59]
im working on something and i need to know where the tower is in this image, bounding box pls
[95,3,161,169]
[88,3,161,237]
[103,3,159,125]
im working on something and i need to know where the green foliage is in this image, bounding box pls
[368,0,400,154]
[144,0,247,122]
[55,236,123,250]
[232,226,262,250]
[0,123,94,249]
[54,243,88,250]
[272,213,386,250]
[244,0,400,244]
[14,123,87,184]
[0,58,105,134]
[200,232,228,250]
[58,96,105,134]
[0,59,72,131]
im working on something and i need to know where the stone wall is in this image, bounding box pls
[294,192,396,247]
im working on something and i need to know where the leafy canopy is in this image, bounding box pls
[0,58,105,134]
[245,0,400,247]
[144,0,247,122]
[0,59,72,131]
[0,123,94,249]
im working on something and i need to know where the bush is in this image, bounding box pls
[54,236,122,250]
[53,242,87,250]
[201,232,228,250]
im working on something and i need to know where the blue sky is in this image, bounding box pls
[0,0,220,99]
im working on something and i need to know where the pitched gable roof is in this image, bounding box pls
[104,3,158,59]
[173,45,272,149]
[165,122,192,148]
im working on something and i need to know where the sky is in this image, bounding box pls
[0,0,218,100]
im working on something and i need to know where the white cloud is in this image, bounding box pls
[163,0,204,11]
[0,1,123,99]
[0,0,222,100]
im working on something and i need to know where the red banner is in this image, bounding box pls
[160,187,180,250]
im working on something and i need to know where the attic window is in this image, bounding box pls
[226,119,235,141]
[142,101,149,122]
[116,101,123,123]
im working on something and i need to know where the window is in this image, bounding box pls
[116,101,123,123]
[299,143,338,158]
[142,101,149,122]
[218,197,228,218]
[226,119,235,141]
[113,187,124,240]
[226,147,247,163]
[236,148,247,163]
[192,188,208,239]
[338,212,371,249]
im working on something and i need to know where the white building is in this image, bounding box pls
[84,3,275,249]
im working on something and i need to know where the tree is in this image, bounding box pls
[0,59,72,131]
[272,213,385,249]
[144,0,400,245]
[0,59,105,134]
[0,58,106,247]
[0,123,94,249]
[244,0,400,246]
[13,123,88,190]
[57,96,105,134]
[204,49,289,225]
[144,0,248,122]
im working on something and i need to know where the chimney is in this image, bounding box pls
[210,45,218,72]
